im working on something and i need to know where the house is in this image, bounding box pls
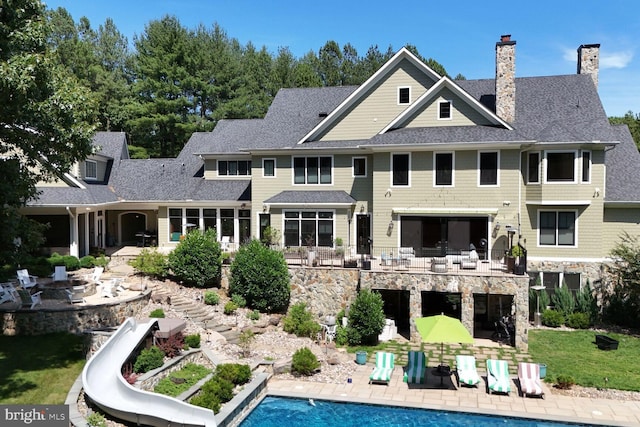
[20,35,640,346]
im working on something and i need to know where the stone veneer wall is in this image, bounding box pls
[225,265,531,350]
[360,271,530,350]
[527,260,606,286]
[0,291,152,336]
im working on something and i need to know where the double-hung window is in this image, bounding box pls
[434,152,454,186]
[85,160,97,180]
[263,158,275,177]
[479,151,499,186]
[545,151,576,183]
[218,160,251,176]
[293,156,332,184]
[539,210,576,247]
[391,153,410,186]
[353,157,367,177]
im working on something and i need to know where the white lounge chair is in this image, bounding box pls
[518,362,545,398]
[0,283,18,304]
[455,355,481,387]
[101,280,116,298]
[66,285,86,304]
[16,269,38,290]
[17,289,42,309]
[221,236,231,251]
[85,267,104,285]
[51,265,68,282]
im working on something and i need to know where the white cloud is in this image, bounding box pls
[563,47,633,69]
[600,51,633,69]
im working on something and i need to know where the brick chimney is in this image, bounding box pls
[577,43,600,89]
[495,34,516,123]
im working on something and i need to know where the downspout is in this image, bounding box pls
[518,150,523,243]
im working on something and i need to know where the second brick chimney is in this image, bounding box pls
[495,34,516,123]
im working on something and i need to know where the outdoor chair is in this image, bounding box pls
[101,280,116,298]
[84,267,104,285]
[455,355,481,387]
[16,269,38,290]
[17,289,42,309]
[66,285,86,304]
[221,236,231,251]
[0,283,19,304]
[369,351,395,385]
[517,362,544,398]
[403,351,426,384]
[51,265,68,282]
[486,359,511,395]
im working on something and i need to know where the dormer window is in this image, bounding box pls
[398,87,411,105]
[85,160,97,180]
[438,100,452,120]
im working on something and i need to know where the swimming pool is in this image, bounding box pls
[239,396,598,427]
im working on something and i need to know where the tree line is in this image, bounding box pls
[46,8,464,158]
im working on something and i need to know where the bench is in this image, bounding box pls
[595,334,619,350]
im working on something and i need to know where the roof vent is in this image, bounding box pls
[318,112,328,118]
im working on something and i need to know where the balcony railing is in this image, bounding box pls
[265,244,526,276]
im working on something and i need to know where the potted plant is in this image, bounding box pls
[304,235,316,266]
[334,237,345,257]
[508,244,525,274]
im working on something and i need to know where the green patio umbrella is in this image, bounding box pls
[415,314,474,368]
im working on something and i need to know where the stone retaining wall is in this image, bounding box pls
[0,291,151,336]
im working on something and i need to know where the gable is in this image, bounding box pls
[318,58,438,141]
[402,87,495,128]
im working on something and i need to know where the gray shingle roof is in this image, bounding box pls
[264,191,356,205]
[605,125,640,202]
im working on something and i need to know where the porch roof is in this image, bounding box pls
[264,190,356,206]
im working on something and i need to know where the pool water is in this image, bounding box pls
[239,396,596,427]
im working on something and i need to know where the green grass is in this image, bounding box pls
[0,333,86,404]
[154,363,212,397]
[528,330,640,391]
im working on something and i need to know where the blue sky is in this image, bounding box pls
[44,0,639,117]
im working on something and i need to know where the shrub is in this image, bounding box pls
[347,289,385,345]
[86,412,107,427]
[184,334,201,349]
[238,330,255,357]
[149,308,165,318]
[204,290,220,305]
[551,283,575,318]
[541,309,564,327]
[566,312,591,329]
[191,376,234,413]
[168,229,221,287]
[247,309,260,321]
[575,281,598,323]
[556,374,576,389]
[283,302,321,338]
[231,293,247,308]
[79,255,96,268]
[128,248,168,278]
[224,301,238,315]
[62,255,81,271]
[335,324,348,346]
[134,346,164,373]
[94,254,109,268]
[606,232,640,328]
[156,333,184,358]
[229,239,290,313]
[215,363,252,385]
[48,253,64,266]
[291,347,320,376]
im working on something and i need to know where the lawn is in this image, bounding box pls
[528,329,640,391]
[0,333,86,404]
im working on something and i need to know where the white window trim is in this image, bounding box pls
[390,152,411,188]
[581,150,592,184]
[437,99,453,120]
[397,86,411,105]
[543,150,578,184]
[536,209,578,248]
[291,155,334,186]
[433,151,455,187]
[85,160,97,180]
[352,156,367,178]
[527,151,541,185]
[217,159,252,177]
[262,158,276,178]
[477,150,500,187]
